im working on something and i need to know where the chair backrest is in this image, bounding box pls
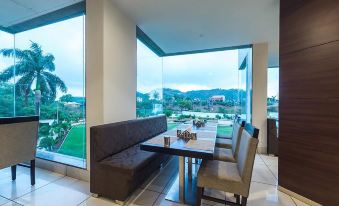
[237,123,259,196]
[0,116,39,170]
[231,119,245,158]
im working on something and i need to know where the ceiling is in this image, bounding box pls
[112,0,280,67]
[0,0,83,28]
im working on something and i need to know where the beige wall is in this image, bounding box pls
[86,0,137,168]
[102,0,137,123]
[252,43,268,153]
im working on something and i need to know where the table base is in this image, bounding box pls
[165,157,200,205]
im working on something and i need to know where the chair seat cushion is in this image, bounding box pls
[100,144,158,176]
[198,160,247,196]
[214,148,236,162]
[215,138,232,149]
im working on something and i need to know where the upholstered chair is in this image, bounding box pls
[215,118,245,149]
[197,123,259,206]
[0,116,39,185]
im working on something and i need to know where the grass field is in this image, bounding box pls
[217,125,233,137]
[58,124,86,158]
[168,122,232,137]
[167,122,179,130]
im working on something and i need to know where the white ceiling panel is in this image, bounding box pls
[0,0,83,27]
[112,0,280,67]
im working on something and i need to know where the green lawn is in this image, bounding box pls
[217,125,233,137]
[58,124,86,158]
[168,122,232,137]
[167,122,179,130]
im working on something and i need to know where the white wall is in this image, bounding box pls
[86,0,137,167]
[252,43,268,153]
[102,0,137,123]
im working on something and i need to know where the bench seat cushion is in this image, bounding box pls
[100,144,157,176]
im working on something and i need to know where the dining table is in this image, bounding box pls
[140,122,217,205]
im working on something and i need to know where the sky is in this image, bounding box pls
[1,19,278,100]
[0,16,85,98]
[137,39,241,93]
[137,39,279,98]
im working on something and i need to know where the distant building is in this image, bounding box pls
[210,95,226,102]
[64,102,81,108]
[137,97,143,102]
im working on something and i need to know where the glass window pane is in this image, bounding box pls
[12,16,86,168]
[137,39,163,118]
[0,31,15,117]
[267,67,279,119]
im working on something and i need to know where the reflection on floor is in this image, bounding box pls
[0,155,310,206]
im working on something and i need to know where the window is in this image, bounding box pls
[0,16,86,168]
[162,48,252,136]
[136,40,253,136]
[136,39,163,118]
[267,67,279,119]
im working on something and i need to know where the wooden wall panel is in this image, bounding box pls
[279,0,339,205]
[280,41,339,99]
[280,0,339,54]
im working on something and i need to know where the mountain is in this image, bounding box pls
[138,88,246,102]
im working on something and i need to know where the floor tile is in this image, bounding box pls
[153,194,186,206]
[247,182,295,206]
[201,188,225,206]
[15,177,89,206]
[79,197,120,206]
[0,167,64,200]
[251,163,277,186]
[125,188,160,206]
[1,201,22,206]
[260,155,278,166]
[267,164,278,180]
[291,197,311,206]
[255,154,265,165]
[0,196,10,205]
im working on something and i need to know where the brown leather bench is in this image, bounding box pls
[90,115,170,202]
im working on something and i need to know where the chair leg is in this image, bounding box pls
[196,186,203,206]
[241,196,247,206]
[30,160,35,185]
[11,165,17,180]
[235,194,240,204]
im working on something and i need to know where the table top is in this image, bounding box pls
[140,123,217,160]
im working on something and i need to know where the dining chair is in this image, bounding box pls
[196,123,259,206]
[214,119,246,162]
[215,118,245,150]
[0,116,39,185]
[216,115,239,140]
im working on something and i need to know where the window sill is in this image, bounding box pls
[36,150,86,169]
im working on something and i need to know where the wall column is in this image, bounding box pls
[252,43,268,153]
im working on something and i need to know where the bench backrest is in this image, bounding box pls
[90,115,167,162]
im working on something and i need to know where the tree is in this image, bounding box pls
[0,41,67,114]
[164,109,173,117]
[60,94,73,102]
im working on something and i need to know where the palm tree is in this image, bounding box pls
[0,41,67,114]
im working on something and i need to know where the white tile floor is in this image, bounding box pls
[0,155,311,206]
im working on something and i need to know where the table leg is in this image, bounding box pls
[188,157,192,180]
[179,156,185,202]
